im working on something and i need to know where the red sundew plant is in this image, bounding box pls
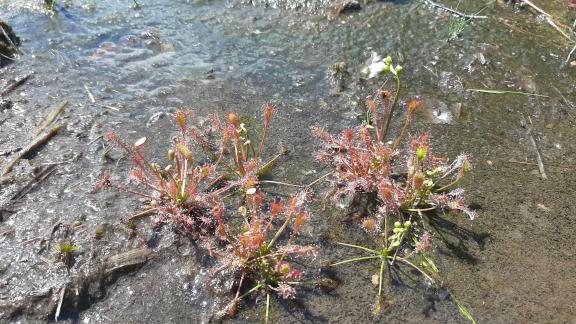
[313,57,477,321]
[95,131,221,239]
[95,103,286,239]
[212,190,316,323]
[180,103,287,193]
[96,105,320,322]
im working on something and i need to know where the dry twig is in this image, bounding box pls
[55,284,66,321]
[1,124,63,176]
[522,117,547,179]
[0,23,19,54]
[11,164,56,200]
[84,84,96,103]
[127,208,158,221]
[423,0,487,19]
[31,101,67,138]
[521,0,574,43]
[0,73,33,97]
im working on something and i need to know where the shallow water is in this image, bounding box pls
[1,0,576,322]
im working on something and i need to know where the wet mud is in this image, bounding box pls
[1,0,576,322]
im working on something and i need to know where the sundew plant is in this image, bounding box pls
[96,105,318,322]
[313,56,476,321]
[97,57,477,322]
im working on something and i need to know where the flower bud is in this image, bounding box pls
[167,149,175,161]
[394,221,401,228]
[384,55,393,65]
[395,65,403,74]
[416,147,427,162]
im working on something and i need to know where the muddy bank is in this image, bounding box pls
[1,0,576,323]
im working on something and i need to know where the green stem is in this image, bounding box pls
[396,257,436,285]
[330,255,380,267]
[257,148,288,178]
[265,293,270,324]
[382,75,401,143]
[436,178,461,192]
[335,242,378,254]
[267,212,293,250]
[374,260,386,314]
[307,170,334,187]
[406,206,437,212]
[238,283,263,301]
[259,180,304,188]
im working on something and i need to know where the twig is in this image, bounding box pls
[521,0,549,17]
[0,23,19,54]
[0,51,16,61]
[0,73,33,97]
[521,0,574,43]
[361,7,388,27]
[11,164,56,200]
[127,208,158,221]
[84,84,96,103]
[0,228,15,237]
[259,180,304,188]
[552,86,574,109]
[496,17,539,37]
[1,124,63,176]
[21,237,41,245]
[0,147,21,157]
[55,284,66,321]
[507,159,575,171]
[87,135,104,146]
[565,44,576,65]
[95,103,120,111]
[523,117,547,179]
[31,101,67,138]
[423,0,487,19]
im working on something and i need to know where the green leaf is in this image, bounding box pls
[467,89,548,97]
[329,255,380,267]
[456,301,477,324]
[335,242,378,254]
[421,256,439,273]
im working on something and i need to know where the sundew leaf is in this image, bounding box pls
[421,256,439,273]
[467,88,548,97]
[456,300,477,324]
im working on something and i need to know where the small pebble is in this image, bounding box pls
[371,274,379,286]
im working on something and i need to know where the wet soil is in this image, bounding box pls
[1,0,576,323]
